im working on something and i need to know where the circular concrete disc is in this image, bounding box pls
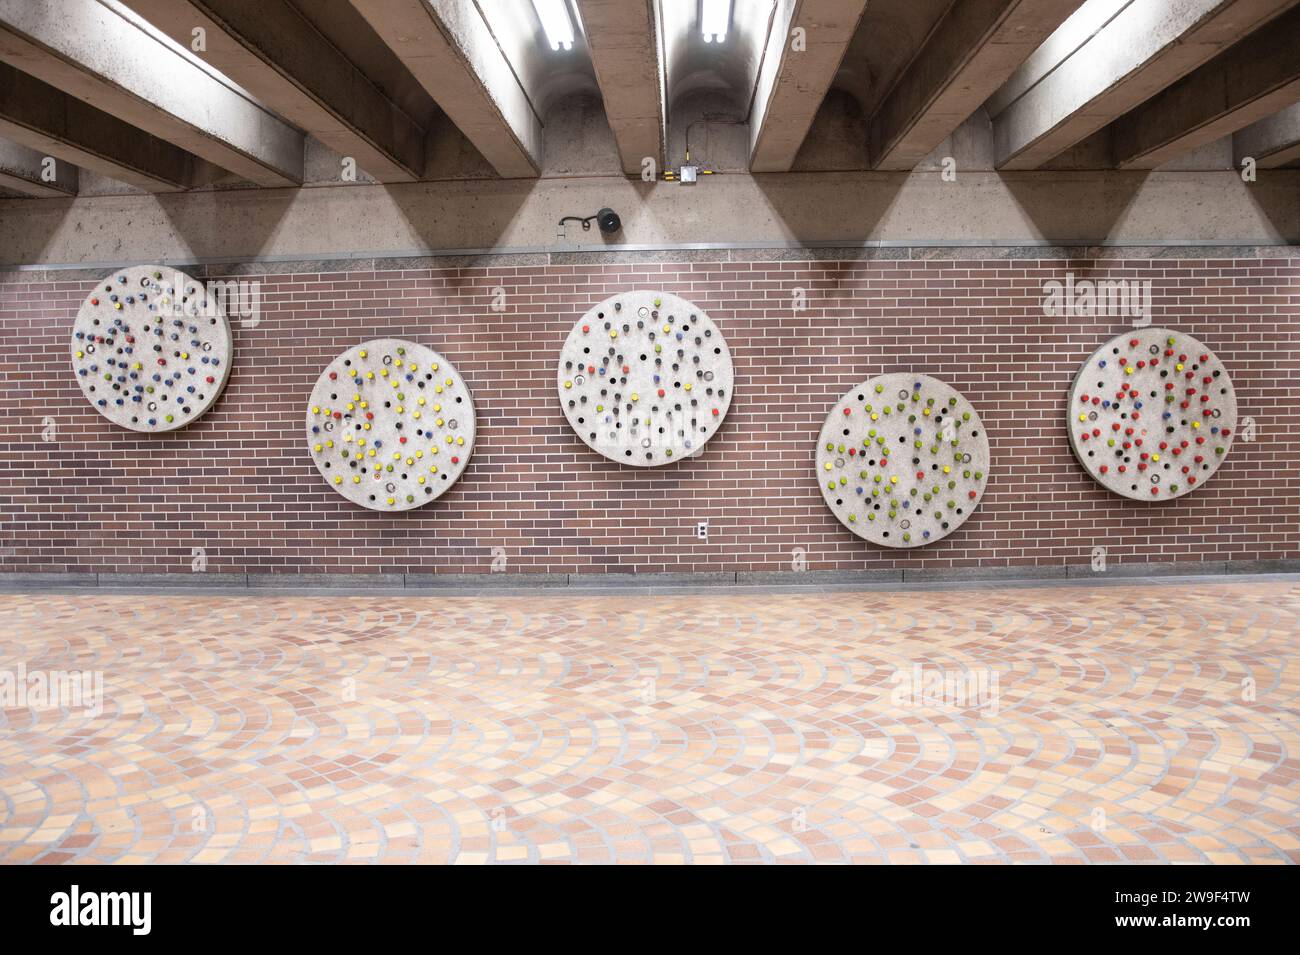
[816,373,991,548]
[306,338,475,510]
[70,265,232,431]
[557,290,734,466]
[1067,327,1236,501]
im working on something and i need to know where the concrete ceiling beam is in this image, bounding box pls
[749,0,869,173]
[0,61,193,192]
[575,0,665,176]
[0,133,78,197]
[993,0,1300,169]
[0,0,303,187]
[1235,101,1300,168]
[870,0,1083,170]
[118,0,425,182]
[1110,4,1300,168]
[350,0,542,179]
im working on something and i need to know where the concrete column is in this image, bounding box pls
[749,0,869,173]
[576,0,665,176]
[118,0,426,182]
[0,135,77,197]
[1235,101,1300,168]
[1111,4,1300,168]
[350,0,542,178]
[0,0,302,187]
[0,61,192,192]
[993,0,1300,169]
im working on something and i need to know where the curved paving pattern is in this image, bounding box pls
[1,581,1297,864]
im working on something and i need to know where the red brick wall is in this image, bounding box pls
[1,254,1297,575]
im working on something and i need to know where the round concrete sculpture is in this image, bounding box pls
[557,290,734,466]
[1068,327,1236,500]
[306,339,475,511]
[816,374,990,548]
[70,265,232,431]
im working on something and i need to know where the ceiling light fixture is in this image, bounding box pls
[701,0,731,43]
[533,0,575,51]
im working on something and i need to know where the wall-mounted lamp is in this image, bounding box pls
[701,0,731,43]
[533,0,574,50]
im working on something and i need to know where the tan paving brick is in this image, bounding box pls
[0,581,1297,864]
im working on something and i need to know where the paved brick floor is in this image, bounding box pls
[1,580,1297,864]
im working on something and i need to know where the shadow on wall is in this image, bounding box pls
[750,170,909,245]
[998,170,1151,246]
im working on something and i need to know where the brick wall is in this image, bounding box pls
[1,253,1297,576]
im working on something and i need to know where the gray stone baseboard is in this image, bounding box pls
[1,558,1297,593]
